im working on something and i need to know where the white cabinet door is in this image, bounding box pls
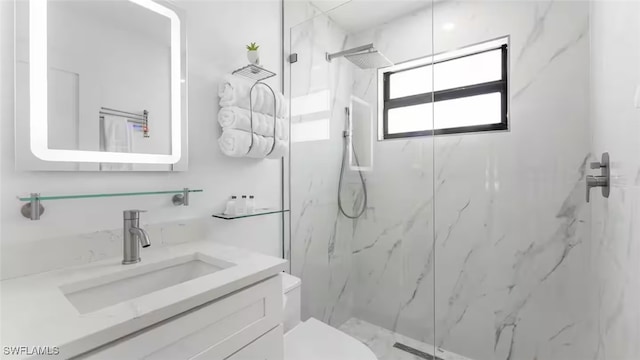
[78,276,282,360]
[223,325,283,360]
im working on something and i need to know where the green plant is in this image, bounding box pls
[246,42,260,51]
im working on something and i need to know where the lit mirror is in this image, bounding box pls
[15,0,187,171]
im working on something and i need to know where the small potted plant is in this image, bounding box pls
[246,42,260,65]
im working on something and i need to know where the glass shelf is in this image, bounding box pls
[212,208,289,220]
[18,189,203,202]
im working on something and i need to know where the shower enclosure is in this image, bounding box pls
[284,1,639,359]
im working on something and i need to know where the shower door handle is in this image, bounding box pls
[586,152,610,203]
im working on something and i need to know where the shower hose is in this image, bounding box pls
[338,120,368,219]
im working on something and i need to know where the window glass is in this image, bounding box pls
[381,38,508,139]
[433,92,502,129]
[388,48,502,100]
[433,49,502,91]
[387,93,501,134]
[387,103,433,134]
[389,66,433,99]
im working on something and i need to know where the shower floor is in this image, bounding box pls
[339,318,471,360]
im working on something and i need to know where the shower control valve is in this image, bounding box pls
[586,152,610,203]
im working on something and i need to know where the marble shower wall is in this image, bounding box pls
[590,2,640,359]
[347,1,595,360]
[289,1,639,359]
[288,5,357,327]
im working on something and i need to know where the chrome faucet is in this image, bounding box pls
[122,210,151,265]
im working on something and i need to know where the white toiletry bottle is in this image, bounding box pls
[247,195,255,214]
[224,195,237,215]
[236,195,247,215]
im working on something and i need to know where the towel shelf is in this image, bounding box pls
[18,188,203,221]
[232,64,275,82]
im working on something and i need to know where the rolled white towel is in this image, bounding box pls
[218,106,288,140]
[218,75,288,118]
[218,128,288,159]
[266,136,288,159]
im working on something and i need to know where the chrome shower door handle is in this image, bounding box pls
[586,152,610,203]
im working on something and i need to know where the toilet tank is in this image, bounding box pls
[281,273,301,333]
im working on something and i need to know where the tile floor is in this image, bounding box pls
[339,318,471,360]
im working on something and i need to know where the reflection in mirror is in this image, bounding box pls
[14,0,186,171]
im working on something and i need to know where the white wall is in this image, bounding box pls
[0,0,285,280]
[590,2,640,359]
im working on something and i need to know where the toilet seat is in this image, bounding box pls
[284,318,377,360]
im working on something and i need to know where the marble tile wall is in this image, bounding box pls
[286,1,621,360]
[590,2,640,359]
[347,1,596,359]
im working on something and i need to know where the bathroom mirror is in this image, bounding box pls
[14,0,187,171]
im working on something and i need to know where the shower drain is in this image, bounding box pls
[392,342,444,360]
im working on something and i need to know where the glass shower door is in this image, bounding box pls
[286,0,438,358]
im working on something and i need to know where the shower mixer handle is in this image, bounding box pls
[586,152,610,203]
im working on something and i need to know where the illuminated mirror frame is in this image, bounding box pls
[29,0,182,164]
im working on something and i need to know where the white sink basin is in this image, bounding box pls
[60,253,234,314]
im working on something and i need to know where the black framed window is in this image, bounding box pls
[380,39,509,140]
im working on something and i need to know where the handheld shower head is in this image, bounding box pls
[344,107,352,138]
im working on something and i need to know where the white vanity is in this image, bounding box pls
[1,241,287,359]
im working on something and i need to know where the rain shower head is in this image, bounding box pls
[344,50,393,69]
[326,43,394,69]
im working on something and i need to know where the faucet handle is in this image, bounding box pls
[123,209,147,220]
[590,161,604,169]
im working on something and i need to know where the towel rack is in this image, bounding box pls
[100,107,149,138]
[231,64,279,156]
[247,82,278,156]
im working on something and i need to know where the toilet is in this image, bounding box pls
[281,273,377,360]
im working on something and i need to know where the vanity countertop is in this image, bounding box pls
[0,240,287,358]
